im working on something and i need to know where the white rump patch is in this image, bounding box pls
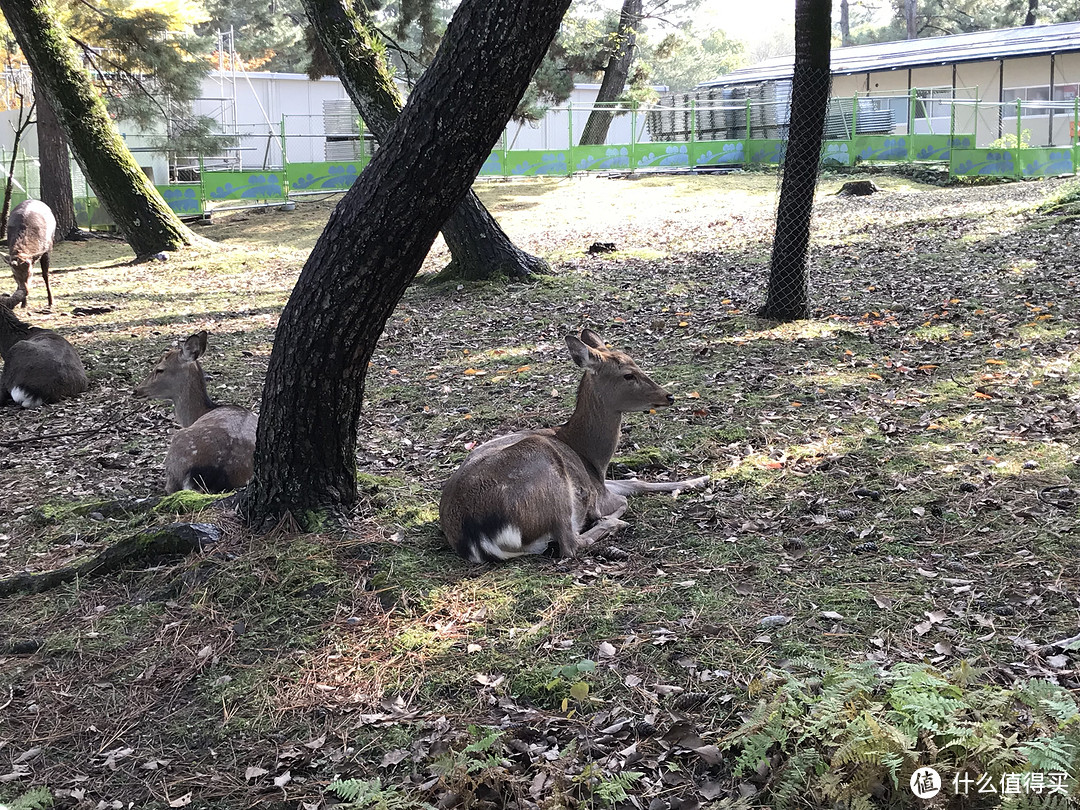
[472,525,552,562]
[10,386,43,409]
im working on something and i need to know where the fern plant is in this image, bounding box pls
[722,661,1080,809]
[325,778,433,809]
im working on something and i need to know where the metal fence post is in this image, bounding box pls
[908,88,916,161]
[851,91,858,140]
[1016,98,1023,178]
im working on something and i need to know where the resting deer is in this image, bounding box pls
[6,200,56,309]
[0,298,87,407]
[135,330,257,494]
[440,329,709,562]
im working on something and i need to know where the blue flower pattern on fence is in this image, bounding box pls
[577,147,630,171]
[750,143,785,163]
[480,153,503,175]
[915,136,972,160]
[511,153,568,175]
[857,137,906,161]
[953,150,1015,176]
[159,186,201,214]
[209,173,284,200]
[1021,150,1073,177]
[823,142,850,165]
[293,164,360,190]
[696,143,744,165]
[636,146,688,168]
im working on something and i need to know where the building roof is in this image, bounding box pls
[699,19,1080,87]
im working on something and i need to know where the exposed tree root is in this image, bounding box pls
[0,522,222,598]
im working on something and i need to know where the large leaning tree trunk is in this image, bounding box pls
[0,0,200,256]
[302,0,548,282]
[578,0,642,146]
[239,0,572,527]
[759,0,832,322]
[34,83,78,241]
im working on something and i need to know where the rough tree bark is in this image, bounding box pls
[578,0,642,146]
[904,0,917,38]
[759,0,832,322]
[238,0,572,526]
[301,0,548,281]
[0,0,200,256]
[840,0,851,46]
[34,83,78,241]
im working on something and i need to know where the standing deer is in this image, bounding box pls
[0,298,87,407]
[440,329,709,562]
[135,331,257,494]
[6,200,57,309]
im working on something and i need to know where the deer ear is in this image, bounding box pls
[566,334,602,370]
[579,329,606,349]
[180,330,208,362]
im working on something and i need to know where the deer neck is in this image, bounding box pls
[172,372,217,428]
[555,374,623,483]
[0,305,30,360]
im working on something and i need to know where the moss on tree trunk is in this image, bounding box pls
[0,0,199,256]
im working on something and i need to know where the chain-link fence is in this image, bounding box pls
[759,63,834,321]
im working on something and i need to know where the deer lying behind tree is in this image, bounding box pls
[6,200,57,309]
[135,330,257,494]
[0,297,88,407]
[440,329,709,563]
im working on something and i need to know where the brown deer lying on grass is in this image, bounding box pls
[6,200,56,309]
[440,329,709,562]
[0,297,87,407]
[135,331,257,494]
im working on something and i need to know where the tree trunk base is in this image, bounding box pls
[0,522,221,598]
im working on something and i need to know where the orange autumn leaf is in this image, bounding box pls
[972,391,993,400]
[985,359,1006,365]
[867,373,883,380]
[686,391,701,399]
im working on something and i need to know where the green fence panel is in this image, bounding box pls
[849,135,908,162]
[692,141,746,166]
[822,141,853,165]
[573,145,631,172]
[157,183,203,215]
[633,143,690,169]
[203,171,286,202]
[503,150,570,176]
[287,161,365,192]
[480,151,504,176]
[74,197,112,229]
[951,149,1016,176]
[910,134,972,161]
[1018,148,1075,177]
[746,139,785,164]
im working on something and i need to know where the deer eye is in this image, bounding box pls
[623,372,636,381]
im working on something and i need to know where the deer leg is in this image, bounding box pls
[576,503,629,550]
[606,476,709,497]
[39,254,52,308]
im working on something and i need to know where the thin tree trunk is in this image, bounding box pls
[579,0,642,146]
[0,0,200,256]
[759,0,832,322]
[300,0,547,281]
[905,0,918,38]
[239,0,572,526]
[34,82,78,241]
[840,0,851,46]
[1024,0,1038,26]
